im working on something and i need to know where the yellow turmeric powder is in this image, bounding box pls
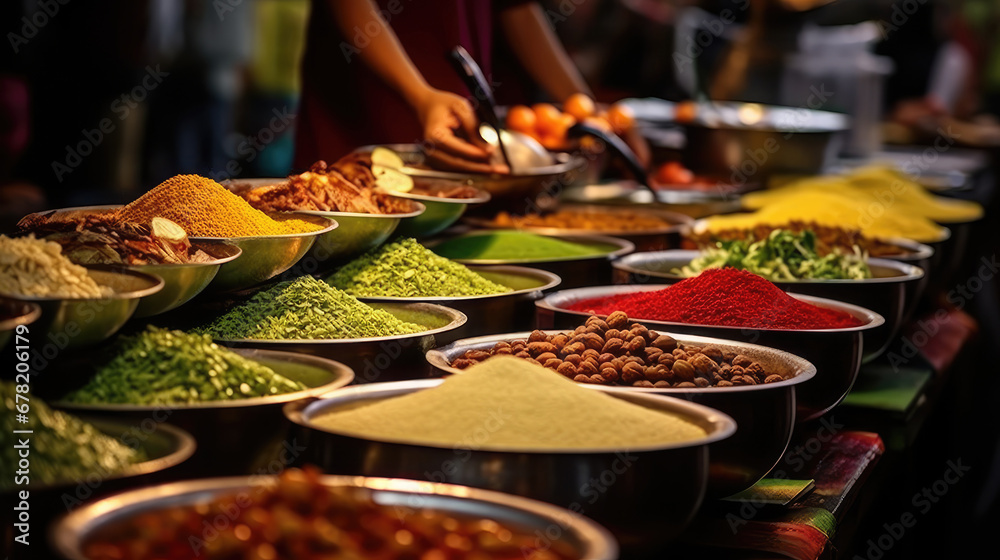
[114,175,324,237]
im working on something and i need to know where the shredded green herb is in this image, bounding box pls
[63,327,307,405]
[1,382,145,490]
[328,238,513,297]
[675,229,872,281]
[197,276,426,340]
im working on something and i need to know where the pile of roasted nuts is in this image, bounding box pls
[450,311,787,388]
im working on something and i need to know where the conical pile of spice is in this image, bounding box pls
[315,355,707,451]
[198,276,426,340]
[567,268,863,330]
[327,238,513,297]
[114,175,323,237]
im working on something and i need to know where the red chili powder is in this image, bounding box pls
[567,268,863,330]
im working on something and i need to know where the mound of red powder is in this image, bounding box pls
[567,268,863,330]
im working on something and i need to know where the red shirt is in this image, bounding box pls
[295,0,519,170]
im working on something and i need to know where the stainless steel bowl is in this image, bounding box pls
[362,143,588,213]
[384,187,491,238]
[535,284,884,421]
[463,204,694,252]
[214,302,467,383]
[53,348,354,477]
[130,242,242,317]
[430,233,635,290]
[194,212,337,292]
[0,266,163,350]
[426,330,815,499]
[612,250,924,361]
[297,200,426,265]
[559,180,745,219]
[0,299,41,351]
[285,379,735,551]
[353,265,560,343]
[53,474,619,560]
[1,417,194,558]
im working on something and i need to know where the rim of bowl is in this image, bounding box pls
[128,241,243,270]
[289,377,737,454]
[462,203,694,237]
[377,186,492,205]
[350,265,562,303]
[52,348,356,412]
[355,143,588,178]
[295,198,427,220]
[426,330,817,394]
[536,284,886,333]
[0,265,165,302]
[213,302,468,346]
[612,250,926,284]
[431,233,636,265]
[689,217,953,245]
[52,474,619,560]
[0,299,42,331]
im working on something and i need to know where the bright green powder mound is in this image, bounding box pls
[64,327,308,405]
[431,231,605,261]
[328,238,513,297]
[197,276,426,340]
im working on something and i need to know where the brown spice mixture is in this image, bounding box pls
[451,312,787,388]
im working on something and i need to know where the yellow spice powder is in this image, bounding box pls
[115,175,323,237]
[315,356,708,451]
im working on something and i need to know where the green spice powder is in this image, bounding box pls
[431,231,605,261]
[197,276,426,340]
[1,382,145,490]
[328,238,513,297]
[64,327,308,405]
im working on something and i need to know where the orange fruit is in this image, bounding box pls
[674,100,698,123]
[506,105,537,133]
[655,161,694,185]
[533,103,563,135]
[582,116,612,133]
[606,103,635,133]
[564,93,595,121]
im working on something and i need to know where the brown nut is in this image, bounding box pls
[527,342,557,356]
[745,362,767,381]
[626,336,646,353]
[586,317,609,332]
[573,374,593,383]
[701,346,724,363]
[644,347,663,361]
[764,374,785,384]
[672,348,687,358]
[599,365,621,383]
[645,365,670,383]
[564,354,583,366]
[694,377,710,388]
[556,362,578,377]
[731,376,748,386]
[515,351,531,359]
[621,361,645,383]
[630,323,649,338]
[653,380,671,388]
[722,350,738,364]
[690,354,719,376]
[597,352,616,364]
[604,328,621,341]
[590,374,607,384]
[675,381,696,388]
[536,352,557,363]
[651,335,677,352]
[573,325,588,336]
[606,311,629,329]
[493,347,513,355]
[578,360,599,376]
[452,358,476,369]
[528,330,548,343]
[562,342,586,356]
[579,333,605,351]
[581,348,600,360]
[585,324,605,335]
[543,358,563,369]
[550,334,569,349]
[733,354,754,368]
[717,380,734,387]
[602,338,624,355]
[633,380,654,388]
[494,341,511,350]
[671,359,696,382]
[657,353,676,367]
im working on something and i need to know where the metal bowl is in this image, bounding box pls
[0,266,163,350]
[53,474,619,560]
[129,242,242,317]
[194,212,337,292]
[430,233,635,290]
[612,250,924,361]
[559,180,745,219]
[384,186,491,238]
[1,417,194,558]
[535,285,884,421]
[0,299,41,351]
[463,204,694,252]
[285,379,735,551]
[297,200,426,265]
[353,265,560,343]
[214,302,467,384]
[53,348,354,477]
[362,143,588,213]
[427,330,815,499]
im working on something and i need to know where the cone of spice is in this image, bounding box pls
[567,268,863,330]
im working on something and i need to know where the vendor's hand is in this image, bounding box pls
[414,89,509,174]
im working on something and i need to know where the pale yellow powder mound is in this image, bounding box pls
[315,356,708,451]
